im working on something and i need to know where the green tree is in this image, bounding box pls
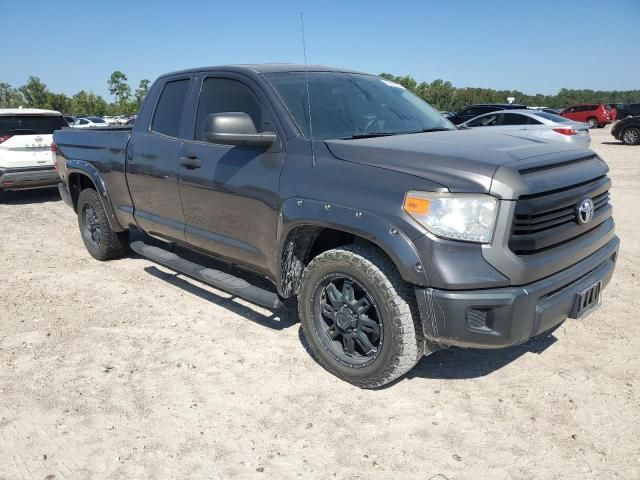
[0,82,24,108]
[46,92,71,113]
[70,90,108,116]
[107,70,131,108]
[133,79,150,112]
[18,76,49,108]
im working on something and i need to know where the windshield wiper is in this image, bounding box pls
[417,127,455,133]
[345,132,399,139]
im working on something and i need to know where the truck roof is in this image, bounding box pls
[0,108,63,116]
[158,63,367,79]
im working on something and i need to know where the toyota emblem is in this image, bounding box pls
[34,136,43,143]
[576,198,595,225]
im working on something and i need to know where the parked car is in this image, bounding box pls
[611,116,640,145]
[0,108,66,191]
[447,103,528,125]
[530,107,561,115]
[613,103,640,119]
[560,104,614,128]
[102,116,119,125]
[53,64,618,388]
[460,109,591,148]
[73,117,108,128]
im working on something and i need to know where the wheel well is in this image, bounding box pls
[67,172,97,211]
[280,225,385,297]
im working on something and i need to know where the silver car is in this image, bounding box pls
[460,109,591,148]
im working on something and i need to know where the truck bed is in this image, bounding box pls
[54,126,131,168]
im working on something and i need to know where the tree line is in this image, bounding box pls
[379,73,639,111]
[1,70,638,115]
[0,71,149,116]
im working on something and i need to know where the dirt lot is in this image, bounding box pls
[0,127,638,480]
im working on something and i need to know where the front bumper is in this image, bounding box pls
[0,166,58,190]
[415,236,619,349]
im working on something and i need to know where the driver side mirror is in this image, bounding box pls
[202,112,276,148]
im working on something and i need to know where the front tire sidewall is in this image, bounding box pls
[299,247,420,388]
[302,263,395,382]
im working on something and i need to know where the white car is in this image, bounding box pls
[73,116,108,128]
[102,116,119,125]
[0,108,66,191]
[460,109,591,148]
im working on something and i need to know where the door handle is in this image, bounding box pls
[179,156,202,169]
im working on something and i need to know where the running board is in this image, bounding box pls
[130,241,283,309]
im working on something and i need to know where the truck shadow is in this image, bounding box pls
[405,332,558,381]
[143,265,297,331]
[296,322,558,385]
[0,187,60,205]
[135,238,558,382]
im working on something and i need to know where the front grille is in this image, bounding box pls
[509,176,612,255]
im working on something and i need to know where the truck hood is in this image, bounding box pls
[324,129,592,197]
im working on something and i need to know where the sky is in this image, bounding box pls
[1,0,638,101]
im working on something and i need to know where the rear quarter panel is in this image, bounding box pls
[54,127,134,228]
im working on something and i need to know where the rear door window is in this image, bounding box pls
[468,113,500,127]
[151,79,190,138]
[500,113,530,125]
[0,115,67,136]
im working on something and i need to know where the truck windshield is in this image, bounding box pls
[265,72,455,140]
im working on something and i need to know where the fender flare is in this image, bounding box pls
[276,198,430,295]
[65,159,125,232]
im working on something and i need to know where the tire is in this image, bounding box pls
[586,117,598,129]
[597,124,605,128]
[298,244,423,388]
[77,188,129,260]
[621,127,640,146]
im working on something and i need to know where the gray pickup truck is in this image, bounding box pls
[53,64,618,388]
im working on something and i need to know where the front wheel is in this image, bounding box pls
[298,244,423,388]
[77,188,129,260]
[621,127,640,145]
[586,117,598,129]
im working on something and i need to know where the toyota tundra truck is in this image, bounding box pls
[53,65,619,388]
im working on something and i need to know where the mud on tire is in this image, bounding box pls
[77,188,129,261]
[298,244,424,388]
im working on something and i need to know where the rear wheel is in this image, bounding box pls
[586,117,598,129]
[621,127,640,145]
[298,244,423,388]
[77,188,129,260]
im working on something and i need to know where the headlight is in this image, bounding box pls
[403,191,498,243]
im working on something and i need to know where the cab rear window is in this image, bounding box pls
[0,115,68,136]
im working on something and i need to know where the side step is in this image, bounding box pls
[130,241,283,309]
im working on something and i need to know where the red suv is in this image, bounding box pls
[560,104,615,128]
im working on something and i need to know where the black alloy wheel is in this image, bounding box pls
[82,202,102,249]
[313,274,383,368]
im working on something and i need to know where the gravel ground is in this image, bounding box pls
[0,127,638,480]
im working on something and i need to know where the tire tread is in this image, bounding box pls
[299,244,423,388]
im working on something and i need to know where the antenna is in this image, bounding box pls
[300,10,315,165]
